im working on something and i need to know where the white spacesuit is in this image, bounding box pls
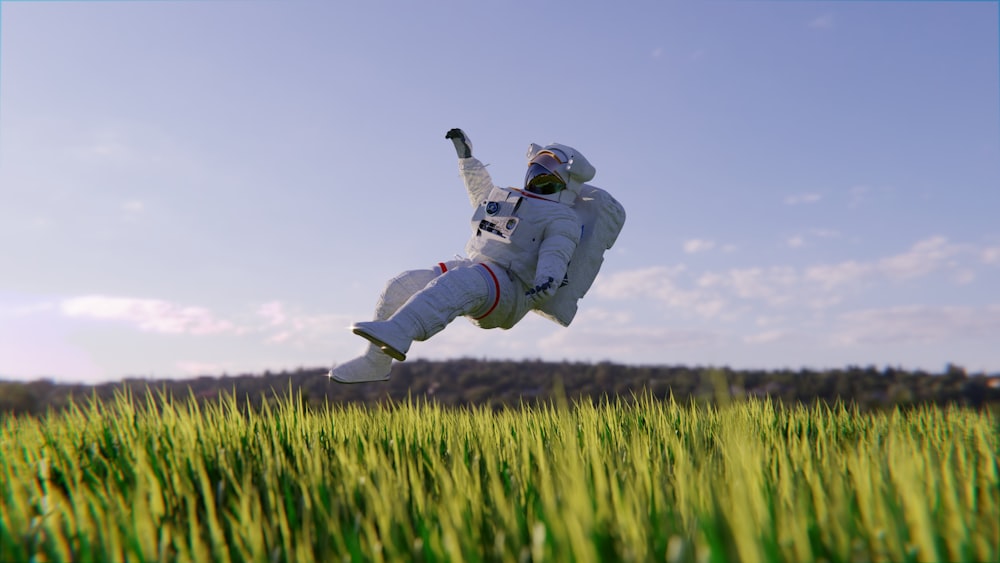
[330,129,624,383]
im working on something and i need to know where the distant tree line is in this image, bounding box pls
[1,359,999,418]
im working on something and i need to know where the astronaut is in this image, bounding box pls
[330,129,621,383]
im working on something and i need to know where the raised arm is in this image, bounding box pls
[446,128,495,208]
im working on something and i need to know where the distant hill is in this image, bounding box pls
[2,359,998,417]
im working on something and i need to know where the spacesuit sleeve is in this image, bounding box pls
[457,157,496,209]
[535,213,582,288]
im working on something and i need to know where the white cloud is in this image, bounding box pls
[953,270,976,285]
[784,193,822,205]
[267,331,294,344]
[61,295,239,335]
[591,266,684,301]
[66,124,173,168]
[121,200,144,213]
[804,260,875,291]
[651,47,664,59]
[699,267,799,306]
[877,236,964,281]
[787,229,840,249]
[808,13,835,29]
[743,330,790,344]
[571,307,633,326]
[413,320,498,360]
[541,323,725,358]
[252,301,352,347]
[603,236,989,323]
[982,246,1000,264]
[72,139,131,163]
[848,185,870,208]
[257,301,288,326]
[806,295,844,310]
[694,299,729,318]
[593,266,728,318]
[55,294,354,349]
[831,305,1000,346]
[755,315,787,327]
[810,229,841,239]
[683,239,716,253]
[120,200,145,223]
[596,264,806,320]
[804,236,965,290]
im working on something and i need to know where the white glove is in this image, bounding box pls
[525,275,557,307]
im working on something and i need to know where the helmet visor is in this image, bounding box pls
[524,163,567,194]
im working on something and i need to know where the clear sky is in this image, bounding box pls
[1,0,998,383]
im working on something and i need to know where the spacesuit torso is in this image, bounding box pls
[465,184,581,288]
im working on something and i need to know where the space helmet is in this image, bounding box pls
[524,143,596,204]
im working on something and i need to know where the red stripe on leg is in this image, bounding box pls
[475,263,502,320]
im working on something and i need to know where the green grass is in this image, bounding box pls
[1,389,997,562]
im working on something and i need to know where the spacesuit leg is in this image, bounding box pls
[330,266,441,383]
[352,263,499,361]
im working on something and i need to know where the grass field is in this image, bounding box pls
[1,389,997,562]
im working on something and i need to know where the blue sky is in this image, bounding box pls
[1,0,998,383]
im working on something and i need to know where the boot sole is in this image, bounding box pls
[352,326,408,361]
[329,369,390,384]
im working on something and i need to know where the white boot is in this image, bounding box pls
[352,321,412,361]
[329,346,392,383]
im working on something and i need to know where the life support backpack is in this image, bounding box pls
[533,184,626,326]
